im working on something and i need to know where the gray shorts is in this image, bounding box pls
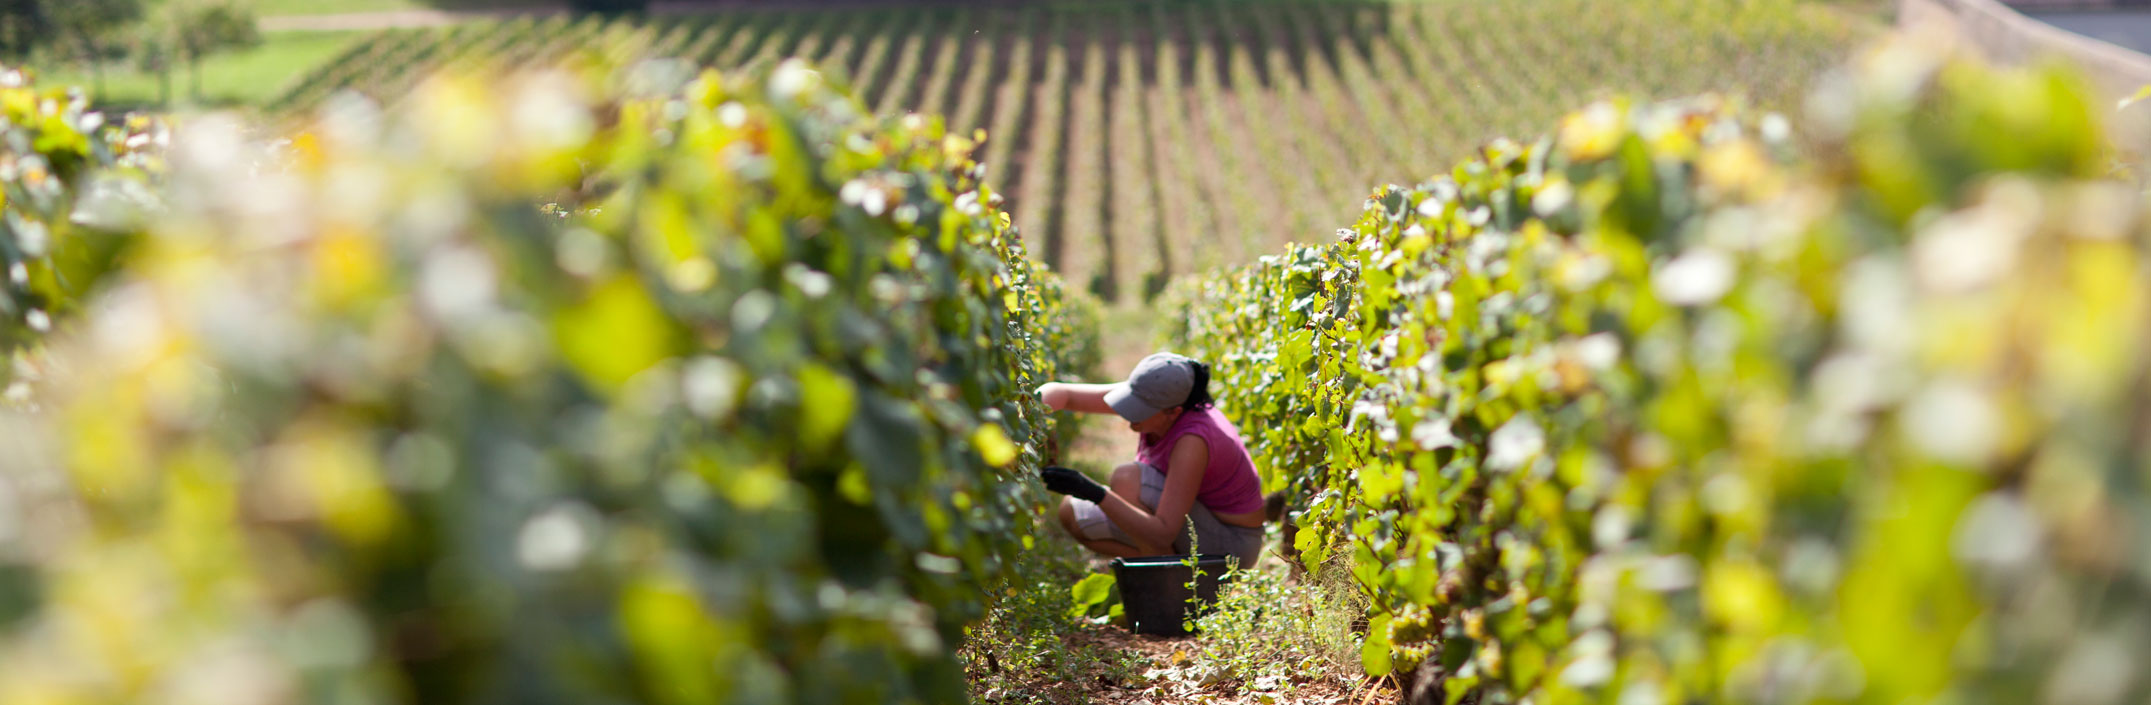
[1069,463,1265,568]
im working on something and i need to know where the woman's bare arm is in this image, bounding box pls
[1097,436,1208,552]
[1037,382,1118,416]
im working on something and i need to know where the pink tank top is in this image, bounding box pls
[1136,406,1265,515]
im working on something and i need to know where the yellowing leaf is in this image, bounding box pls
[1703,560,1784,633]
[1559,101,1625,162]
[972,423,1018,468]
[797,364,857,448]
[309,225,385,309]
[726,465,792,511]
[552,274,679,394]
[270,416,400,547]
[619,576,731,705]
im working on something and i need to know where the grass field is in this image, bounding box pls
[27,0,526,108]
[218,0,534,15]
[277,1,1865,301]
[37,30,365,110]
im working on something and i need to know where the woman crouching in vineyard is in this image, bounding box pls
[1036,353,1267,569]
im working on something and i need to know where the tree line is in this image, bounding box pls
[1,0,259,104]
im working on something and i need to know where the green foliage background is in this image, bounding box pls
[1165,38,2150,705]
[0,60,1100,704]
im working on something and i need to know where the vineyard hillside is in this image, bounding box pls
[271,0,1865,301]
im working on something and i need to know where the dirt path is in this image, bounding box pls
[261,6,564,31]
[1047,626,1379,705]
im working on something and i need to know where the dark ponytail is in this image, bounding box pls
[1183,360,1214,410]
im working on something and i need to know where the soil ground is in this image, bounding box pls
[983,626,1391,705]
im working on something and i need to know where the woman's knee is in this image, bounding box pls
[1110,462,1144,494]
[1055,497,1081,537]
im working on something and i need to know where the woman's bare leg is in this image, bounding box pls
[1104,463,1167,554]
[1109,463,1144,505]
[1056,471,1167,556]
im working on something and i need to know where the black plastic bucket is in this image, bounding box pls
[1110,554,1234,636]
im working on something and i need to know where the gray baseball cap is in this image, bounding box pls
[1105,352,1194,422]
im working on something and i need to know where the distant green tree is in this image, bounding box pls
[0,0,143,68]
[130,23,174,106]
[161,0,258,102]
[0,0,45,60]
[567,0,648,14]
[45,0,144,96]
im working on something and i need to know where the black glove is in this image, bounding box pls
[1040,465,1108,503]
